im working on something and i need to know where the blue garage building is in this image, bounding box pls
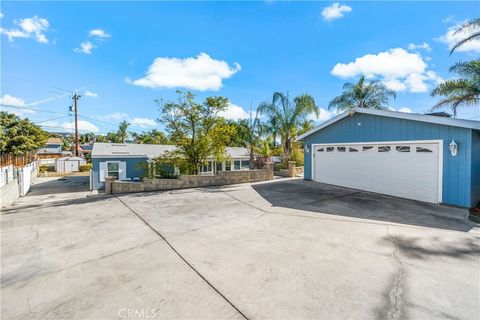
[298,108,480,208]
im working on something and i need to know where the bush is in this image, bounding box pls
[79,164,92,172]
[39,165,48,174]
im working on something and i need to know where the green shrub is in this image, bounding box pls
[39,165,48,174]
[79,164,92,172]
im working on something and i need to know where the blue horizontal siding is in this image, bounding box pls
[303,113,476,207]
[92,157,148,190]
[471,130,480,207]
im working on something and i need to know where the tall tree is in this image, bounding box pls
[328,76,396,112]
[431,60,480,117]
[0,112,49,156]
[450,18,480,54]
[117,121,130,143]
[156,91,235,174]
[132,129,169,144]
[258,92,318,161]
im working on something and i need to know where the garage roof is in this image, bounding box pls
[92,143,250,159]
[298,108,480,140]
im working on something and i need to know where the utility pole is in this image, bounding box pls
[72,93,81,157]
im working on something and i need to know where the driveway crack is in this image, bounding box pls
[113,195,249,320]
[386,225,406,320]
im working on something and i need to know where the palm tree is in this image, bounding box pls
[258,92,318,161]
[431,60,480,117]
[239,112,262,169]
[117,121,130,143]
[450,18,480,54]
[328,76,396,112]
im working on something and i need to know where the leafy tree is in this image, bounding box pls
[328,76,396,112]
[132,129,169,144]
[226,120,252,147]
[258,92,318,161]
[156,91,235,175]
[0,112,49,156]
[95,135,108,143]
[450,18,480,54]
[431,60,480,117]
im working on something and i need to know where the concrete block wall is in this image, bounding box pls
[110,166,274,194]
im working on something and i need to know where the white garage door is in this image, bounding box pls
[313,141,441,203]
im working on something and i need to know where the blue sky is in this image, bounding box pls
[1,1,479,135]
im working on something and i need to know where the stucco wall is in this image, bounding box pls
[110,167,273,194]
[302,113,476,207]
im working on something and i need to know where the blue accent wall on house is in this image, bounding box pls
[302,113,478,207]
[471,130,480,207]
[92,157,148,190]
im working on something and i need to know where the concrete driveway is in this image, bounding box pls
[1,177,479,320]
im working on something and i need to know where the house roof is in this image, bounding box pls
[46,137,63,145]
[92,143,250,159]
[297,108,480,141]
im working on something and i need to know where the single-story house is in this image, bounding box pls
[298,108,480,208]
[37,137,71,166]
[91,143,253,190]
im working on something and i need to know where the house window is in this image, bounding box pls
[201,161,213,172]
[326,147,335,152]
[241,160,250,169]
[317,148,324,152]
[416,147,433,153]
[107,162,120,179]
[396,146,410,152]
[225,161,232,171]
[378,146,391,152]
[216,162,223,173]
[363,146,374,151]
[234,160,241,170]
[337,147,346,152]
[349,147,359,152]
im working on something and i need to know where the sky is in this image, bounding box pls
[1,1,479,135]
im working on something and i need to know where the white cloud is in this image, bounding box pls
[437,21,480,54]
[331,48,442,93]
[219,102,250,121]
[308,108,336,122]
[321,3,352,21]
[388,107,413,113]
[61,120,99,133]
[0,94,36,116]
[74,41,95,54]
[97,112,128,122]
[89,28,110,39]
[0,15,49,43]
[84,91,98,98]
[0,94,26,107]
[130,117,157,128]
[131,53,241,91]
[0,12,4,19]
[407,42,431,51]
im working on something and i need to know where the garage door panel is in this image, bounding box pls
[313,142,440,203]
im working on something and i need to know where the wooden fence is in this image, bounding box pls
[0,152,38,167]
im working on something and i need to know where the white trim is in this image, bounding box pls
[298,108,480,140]
[311,139,443,203]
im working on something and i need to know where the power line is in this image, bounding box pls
[0,104,70,115]
[33,115,71,124]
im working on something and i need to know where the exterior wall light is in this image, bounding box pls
[305,144,310,153]
[449,139,458,156]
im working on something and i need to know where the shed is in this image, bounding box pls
[298,108,480,208]
[55,156,86,173]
